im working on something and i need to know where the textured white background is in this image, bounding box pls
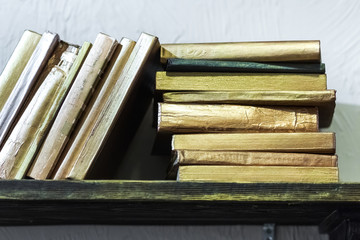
[1,0,359,239]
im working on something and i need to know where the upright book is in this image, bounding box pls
[55,32,160,180]
[0,30,41,111]
[29,33,117,179]
[0,42,87,179]
[160,40,321,64]
[0,32,59,147]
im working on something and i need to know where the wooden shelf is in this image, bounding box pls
[0,180,359,225]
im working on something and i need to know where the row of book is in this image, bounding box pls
[155,41,338,183]
[0,30,159,180]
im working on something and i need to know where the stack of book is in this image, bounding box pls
[156,41,338,183]
[0,30,160,180]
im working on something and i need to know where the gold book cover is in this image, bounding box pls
[156,72,327,91]
[168,150,338,179]
[177,165,338,183]
[172,132,336,154]
[160,40,321,64]
[158,103,318,133]
[29,33,117,180]
[0,30,41,111]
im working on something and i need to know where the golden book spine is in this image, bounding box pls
[172,150,338,167]
[158,103,319,133]
[156,72,327,91]
[0,32,59,147]
[63,33,159,180]
[31,33,117,180]
[160,40,321,64]
[26,42,91,180]
[172,132,336,154]
[0,30,41,111]
[0,43,79,179]
[52,38,136,180]
[177,166,338,183]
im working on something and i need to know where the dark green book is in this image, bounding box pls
[166,58,325,73]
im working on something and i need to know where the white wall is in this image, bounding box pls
[2,0,359,238]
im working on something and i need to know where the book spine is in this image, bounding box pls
[0,32,59,148]
[0,30,41,111]
[53,38,135,180]
[172,132,336,154]
[158,103,319,133]
[166,59,326,73]
[160,40,321,64]
[31,33,117,180]
[177,166,338,183]
[64,33,159,180]
[0,43,80,179]
[26,42,91,180]
[156,72,327,91]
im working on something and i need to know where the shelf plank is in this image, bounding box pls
[0,180,359,225]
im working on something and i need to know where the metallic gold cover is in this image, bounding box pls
[172,132,336,154]
[160,40,321,64]
[156,72,327,91]
[158,103,318,133]
[178,166,338,183]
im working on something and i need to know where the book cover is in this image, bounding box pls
[160,40,321,64]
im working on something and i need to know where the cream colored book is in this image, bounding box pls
[172,132,336,154]
[58,33,160,180]
[0,42,81,179]
[177,166,338,183]
[156,72,327,91]
[160,41,321,64]
[26,42,92,179]
[0,32,59,147]
[163,90,335,128]
[44,38,135,180]
[0,30,41,111]
[28,33,117,179]
[158,103,318,133]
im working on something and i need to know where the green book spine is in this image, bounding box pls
[166,58,325,73]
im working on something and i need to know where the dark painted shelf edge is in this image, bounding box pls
[0,181,359,230]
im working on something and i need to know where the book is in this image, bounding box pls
[162,90,336,128]
[158,103,319,133]
[42,38,136,180]
[166,58,326,73]
[0,32,59,147]
[56,33,160,180]
[0,30,41,111]
[156,72,327,91]
[0,43,83,179]
[160,40,321,64]
[26,42,92,180]
[177,165,338,183]
[172,132,336,154]
[29,33,117,180]
[167,150,338,179]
